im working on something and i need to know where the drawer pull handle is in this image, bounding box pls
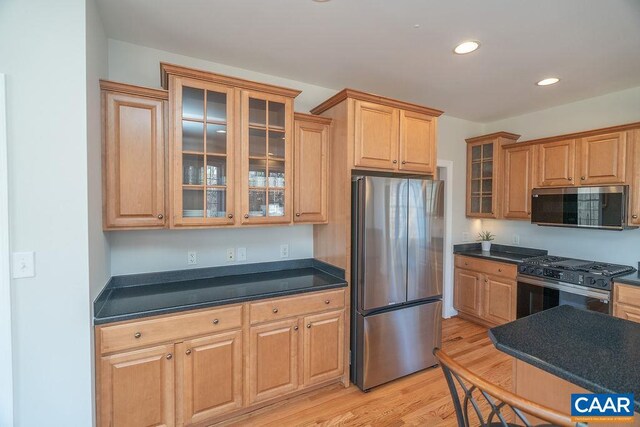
[157,214,164,220]
[273,308,279,314]
[228,213,234,219]
[185,349,192,355]
[569,177,573,181]
[166,353,173,360]
[402,160,406,164]
[633,214,638,219]
[307,324,311,328]
[498,268,502,272]
[392,160,398,164]
[296,213,301,217]
[581,176,586,181]
[325,299,330,304]
[212,319,219,325]
[244,214,249,218]
[294,326,299,331]
[134,332,142,339]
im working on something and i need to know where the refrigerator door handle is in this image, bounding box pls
[354,176,366,313]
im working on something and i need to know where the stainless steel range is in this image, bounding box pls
[516,255,635,318]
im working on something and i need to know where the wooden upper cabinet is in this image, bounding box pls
[248,318,299,404]
[293,113,330,224]
[302,310,344,387]
[399,110,437,174]
[578,132,626,185]
[99,343,175,427]
[354,100,399,169]
[179,331,243,425]
[101,81,167,230]
[465,132,520,218]
[537,138,576,187]
[502,144,535,219]
[240,91,294,225]
[310,89,443,175]
[168,76,236,227]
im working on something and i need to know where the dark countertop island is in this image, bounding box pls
[489,305,640,412]
[453,243,547,265]
[94,259,347,325]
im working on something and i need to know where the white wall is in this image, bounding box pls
[480,86,640,265]
[0,1,93,426]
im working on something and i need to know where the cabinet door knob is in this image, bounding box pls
[498,268,502,273]
[296,213,301,217]
[581,176,586,181]
[294,326,299,331]
[134,332,142,339]
[325,299,330,304]
[568,177,573,181]
[166,353,173,360]
[273,308,279,314]
[157,214,164,220]
[392,160,398,164]
[484,279,488,283]
[185,349,191,355]
[244,214,249,218]
[633,214,638,219]
[212,319,219,325]
[306,324,311,328]
[402,160,406,164]
[228,213,233,219]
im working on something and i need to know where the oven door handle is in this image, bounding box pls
[517,275,610,301]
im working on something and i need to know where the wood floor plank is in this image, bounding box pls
[217,317,510,427]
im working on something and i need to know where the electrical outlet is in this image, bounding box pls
[237,247,247,261]
[187,251,197,265]
[280,244,289,258]
[226,248,235,262]
[462,232,471,242]
[12,251,35,278]
[512,234,520,245]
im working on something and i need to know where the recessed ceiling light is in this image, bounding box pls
[536,77,560,86]
[312,0,331,2]
[454,41,480,55]
[413,24,421,29]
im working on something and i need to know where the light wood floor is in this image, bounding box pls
[219,317,512,427]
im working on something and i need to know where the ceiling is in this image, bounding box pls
[96,0,640,122]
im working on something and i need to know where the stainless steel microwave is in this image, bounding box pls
[531,185,636,230]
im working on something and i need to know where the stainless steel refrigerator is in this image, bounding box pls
[351,175,443,391]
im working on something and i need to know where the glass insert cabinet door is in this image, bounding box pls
[241,91,293,224]
[172,77,235,225]
[468,141,495,217]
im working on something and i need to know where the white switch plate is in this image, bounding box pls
[512,234,520,245]
[280,244,289,258]
[187,251,197,265]
[226,248,235,262]
[237,247,247,261]
[12,251,35,278]
[462,232,471,242]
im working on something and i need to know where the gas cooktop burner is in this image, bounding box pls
[519,255,635,290]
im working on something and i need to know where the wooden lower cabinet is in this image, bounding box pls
[613,282,640,323]
[454,268,482,317]
[302,310,345,386]
[179,331,243,425]
[100,344,175,427]
[483,275,516,325]
[454,256,516,326]
[96,289,347,426]
[248,318,299,404]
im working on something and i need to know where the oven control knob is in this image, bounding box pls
[518,265,527,273]
[526,266,536,274]
[596,279,607,288]
[534,268,544,275]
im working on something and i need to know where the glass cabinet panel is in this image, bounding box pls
[244,95,290,222]
[178,83,231,222]
[469,141,495,215]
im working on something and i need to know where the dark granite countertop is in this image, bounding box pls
[614,271,640,287]
[490,305,640,412]
[94,259,346,325]
[453,243,547,265]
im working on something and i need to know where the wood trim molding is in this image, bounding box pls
[465,131,521,144]
[160,63,302,98]
[502,121,640,149]
[294,112,332,125]
[99,79,168,100]
[310,88,444,117]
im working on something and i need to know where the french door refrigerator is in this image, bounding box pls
[351,175,443,391]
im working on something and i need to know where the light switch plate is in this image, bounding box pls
[187,251,197,265]
[12,251,35,278]
[280,244,289,258]
[226,248,235,262]
[237,247,247,261]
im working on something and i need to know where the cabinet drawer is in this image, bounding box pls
[455,255,516,279]
[99,305,243,354]
[614,303,640,323]
[250,289,345,325]
[615,283,640,307]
